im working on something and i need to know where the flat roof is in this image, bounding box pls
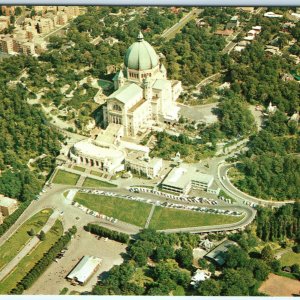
[67,256,102,283]
[109,83,142,105]
[205,240,238,265]
[0,196,17,207]
[162,164,214,189]
[73,139,124,160]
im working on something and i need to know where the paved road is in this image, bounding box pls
[218,164,295,207]
[144,204,156,229]
[161,8,202,40]
[0,210,59,281]
[196,72,223,89]
[162,205,256,233]
[178,102,218,124]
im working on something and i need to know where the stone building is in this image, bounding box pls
[103,32,182,137]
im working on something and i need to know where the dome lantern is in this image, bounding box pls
[124,32,159,72]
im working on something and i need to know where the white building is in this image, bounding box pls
[103,32,182,137]
[0,195,18,216]
[125,152,163,178]
[161,164,220,195]
[264,12,283,18]
[67,256,102,285]
[69,138,126,174]
[190,269,211,286]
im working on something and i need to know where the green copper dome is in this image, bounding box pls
[124,32,159,71]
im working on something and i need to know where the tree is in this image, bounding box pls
[39,230,46,241]
[153,244,175,262]
[291,264,300,274]
[224,246,249,269]
[175,247,193,270]
[261,245,274,263]
[218,95,256,138]
[197,279,222,296]
[28,228,35,236]
[198,258,208,269]
[249,259,270,281]
[15,7,22,16]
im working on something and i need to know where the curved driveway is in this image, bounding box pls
[0,183,257,244]
[218,164,294,207]
[218,163,294,207]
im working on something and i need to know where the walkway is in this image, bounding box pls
[0,210,60,281]
[144,204,156,229]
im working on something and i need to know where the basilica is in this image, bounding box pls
[68,32,183,175]
[103,32,182,137]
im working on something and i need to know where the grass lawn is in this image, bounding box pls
[73,165,85,172]
[280,250,300,266]
[74,193,151,227]
[129,267,153,288]
[52,170,80,185]
[0,220,63,294]
[149,207,244,230]
[0,209,53,271]
[82,177,117,188]
[90,170,102,177]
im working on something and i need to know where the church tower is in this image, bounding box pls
[113,69,125,90]
[160,63,167,79]
[143,76,152,100]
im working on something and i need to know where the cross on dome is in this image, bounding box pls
[137,31,144,42]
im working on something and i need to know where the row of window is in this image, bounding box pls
[128,72,152,79]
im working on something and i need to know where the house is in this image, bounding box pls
[237,7,255,13]
[227,16,240,29]
[215,29,234,36]
[205,240,238,266]
[252,26,262,33]
[0,195,18,216]
[264,12,283,18]
[190,269,211,286]
[67,256,102,285]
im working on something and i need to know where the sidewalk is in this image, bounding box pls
[0,210,59,281]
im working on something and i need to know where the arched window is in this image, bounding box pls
[113,104,122,111]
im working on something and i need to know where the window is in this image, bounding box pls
[113,104,122,111]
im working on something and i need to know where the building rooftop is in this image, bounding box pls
[205,240,238,265]
[124,32,159,71]
[152,79,171,90]
[67,256,102,284]
[73,139,124,161]
[162,163,214,189]
[108,83,142,106]
[0,195,17,207]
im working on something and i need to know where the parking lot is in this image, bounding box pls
[73,188,243,220]
[25,228,126,295]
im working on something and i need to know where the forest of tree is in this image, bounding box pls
[0,55,62,201]
[160,20,227,85]
[256,202,300,242]
[91,228,277,296]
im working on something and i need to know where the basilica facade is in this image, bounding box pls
[103,32,182,137]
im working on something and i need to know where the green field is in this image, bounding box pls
[0,209,53,271]
[90,170,102,177]
[149,207,244,230]
[52,170,80,185]
[82,177,117,188]
[74,193,151,227]
[73,165,85,172]
[0,220,63,294]
[280,250,300,266]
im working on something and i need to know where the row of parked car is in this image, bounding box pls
[77,188,242,218]
[161,202,243,216]
[128,187,219,206]
[72,200,118,224]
